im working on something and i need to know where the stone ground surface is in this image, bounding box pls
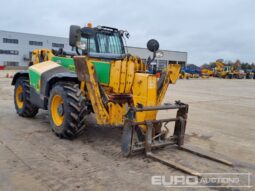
[0,76,254,191]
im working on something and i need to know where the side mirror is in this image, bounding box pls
[69,25,81,47]
[147,39,160,53]
[146,39,160,74]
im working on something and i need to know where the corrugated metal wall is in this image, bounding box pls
[0,30,187,67]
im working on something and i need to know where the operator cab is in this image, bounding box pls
[69,24,127,60]
[69,23,164,73]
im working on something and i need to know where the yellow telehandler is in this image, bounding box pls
[12,23,233,177]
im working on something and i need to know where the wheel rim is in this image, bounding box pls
[15,85,24,109]
[51,94,64,126]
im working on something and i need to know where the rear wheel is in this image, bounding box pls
[48,83,87,139]
[14,77,38,117]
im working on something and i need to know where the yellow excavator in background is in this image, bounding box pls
[214,59,227,78]
[214,59,246,79]
[214,59,233,78]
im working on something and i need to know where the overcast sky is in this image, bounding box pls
[1,0,255,65]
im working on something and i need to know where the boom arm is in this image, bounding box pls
[157,64,181,105]
[215,60,225,72]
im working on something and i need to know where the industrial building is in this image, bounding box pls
[0,30,187,68]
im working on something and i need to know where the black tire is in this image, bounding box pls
[14,77,39,117]
[48,83,87,139]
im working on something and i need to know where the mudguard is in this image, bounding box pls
[11,71,29,85]
[44,72,79,97]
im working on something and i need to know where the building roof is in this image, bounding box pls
[0,29,67,39]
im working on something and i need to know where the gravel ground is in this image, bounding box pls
[0,77,254,191]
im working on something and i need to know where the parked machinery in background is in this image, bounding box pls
[214,59,230,78]
[179,66,200,79]
[179,69,191,79]
[213,59,245,79]
[190,70,200,78]
[201,68,213,78]
[231,60,245,79]
[245,69,255,79]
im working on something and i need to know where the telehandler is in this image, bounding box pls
[12,23,233,177]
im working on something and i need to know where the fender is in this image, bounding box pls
[30,72,79,110]
[44,72,79,97]
[11,71,29,85]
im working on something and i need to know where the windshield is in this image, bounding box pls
[223,66,230,72]
[96,32,124,54]
[81,31,125,55]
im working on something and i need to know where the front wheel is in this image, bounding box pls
[48,83,87,139]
